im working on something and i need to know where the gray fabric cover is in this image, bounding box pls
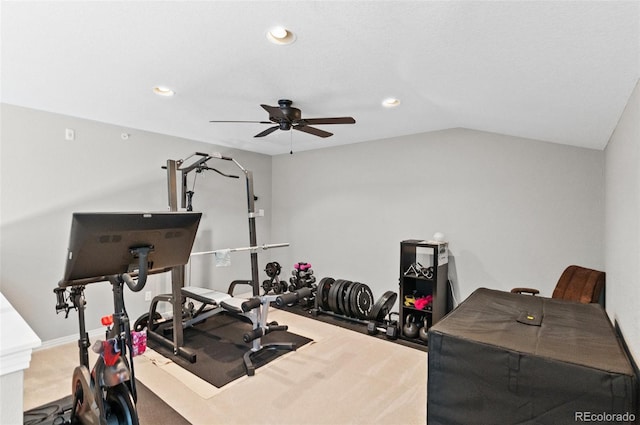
[427,288,637,425]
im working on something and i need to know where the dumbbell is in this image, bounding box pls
[366,320,399,340]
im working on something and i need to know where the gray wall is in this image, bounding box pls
[271,128,605,307]
[605,79,640,362]
[0,104,273,342]
[3,103,630,365]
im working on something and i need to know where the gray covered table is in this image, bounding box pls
[427,288,637,425]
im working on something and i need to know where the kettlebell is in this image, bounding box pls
[403,314,419,339]
[419,317,429,342]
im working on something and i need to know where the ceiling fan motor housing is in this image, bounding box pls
[276,99,301,124]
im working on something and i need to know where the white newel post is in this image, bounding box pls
[0,292,41,425]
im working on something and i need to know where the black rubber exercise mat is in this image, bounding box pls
[147,312,312,388]
[24,380,190,425]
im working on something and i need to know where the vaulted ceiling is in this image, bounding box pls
[1,1,638,155]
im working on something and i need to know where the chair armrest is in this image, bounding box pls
[511,287,540,296]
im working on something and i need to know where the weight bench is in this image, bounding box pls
[220,293,293,376]
[146,281,309,375]
[143,279,251,362]
[226,287,313,376]
[182,283,309,376]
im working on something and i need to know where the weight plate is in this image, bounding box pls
[351,283,375,320]
[317,277,334,310]
[264,261,281,278]
[347,282,362,318]
[316,278,325,308]
[327,279,338,312]
[338,280,354,317]
[274,279,283,294]
[369,291,398,322]
[333,279,349,315]
[133,312,162,332]
[329,279,348,314]
[328,279,345,313]
[262,279,272,293]
[343,281,358,317]
[348,282,362,319]
[369,292,386,321]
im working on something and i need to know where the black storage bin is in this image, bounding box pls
[427,288,638,425]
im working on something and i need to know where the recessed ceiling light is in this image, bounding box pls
[382,98,401,108]
[267,26,296,45]
[153,86,175,97]
[270,26,288,39]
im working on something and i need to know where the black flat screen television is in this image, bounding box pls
[61,212,201,285]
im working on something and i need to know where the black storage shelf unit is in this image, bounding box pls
[399,239,449,345]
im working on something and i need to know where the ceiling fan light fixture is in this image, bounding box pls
[267,26,296,45]
[153,86,175,97]
[382,98,401,108]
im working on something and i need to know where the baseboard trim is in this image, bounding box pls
[36,310,173,351]
[36,327,104,351]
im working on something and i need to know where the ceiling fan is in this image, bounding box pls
[210,99,356,138]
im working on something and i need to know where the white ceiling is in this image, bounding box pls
[1,1,638,156]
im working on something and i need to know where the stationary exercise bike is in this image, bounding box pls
[54,212,201,425]
[55,270,146,425]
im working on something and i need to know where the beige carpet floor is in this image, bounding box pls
[24,308,427,425]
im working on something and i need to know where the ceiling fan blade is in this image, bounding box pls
[254,126,280,137]
[210,120,272,124]
[299,117,356,125]
[260,104,288,121]
[294,125,333,138]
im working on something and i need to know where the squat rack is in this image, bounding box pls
[164,151,262,355]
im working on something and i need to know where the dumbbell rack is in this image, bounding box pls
[289,262,317,292]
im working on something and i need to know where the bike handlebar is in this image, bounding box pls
[123,247,151,292]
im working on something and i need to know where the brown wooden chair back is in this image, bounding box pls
[552,265,605,304]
